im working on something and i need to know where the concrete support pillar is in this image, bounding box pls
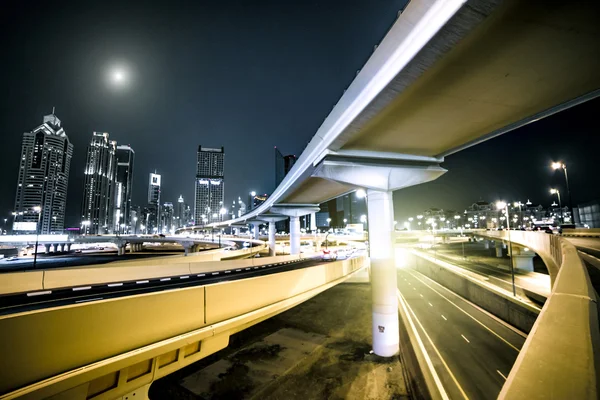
[268,222,276,256]
[254,223,261,240]
[310,212,317,232]
[367,189,399,357]
[495,241,504,258]
[51,243,57,253]
[483,240,490,249]
[44,244,51,254]
[66,243,72,252]
[290,216,300,255]
[512,248,536,272]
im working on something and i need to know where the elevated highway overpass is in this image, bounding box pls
[1,0,599,398]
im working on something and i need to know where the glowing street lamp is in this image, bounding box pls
[356,189,366,198]
[496,201,516,296]
[551,161,572,212]
[550,188,563,223]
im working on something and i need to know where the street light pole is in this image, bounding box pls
[550,189,563,223]
[552,162,572,214]
[33,206,42,269]
[496,201,516,297]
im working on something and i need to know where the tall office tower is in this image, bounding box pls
[114,145,135,233]
[274,147,297,187]
[13,111,73,234]
[161,202,174,234]
[237,197,247,218]
[81,132,117,234]
[183,204,192,226]
[176,195,185,228]
[195,146,224,225]
[147,172,161,233]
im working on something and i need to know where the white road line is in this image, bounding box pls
[76,297,103,303]
[197,274,205,277]
[235,269,241,272]
[136,280,149,284]
[428,302,433,307]
[441,315,447,321]
[420,294,424,298]
[27,290,52,297]
[180,276,189,279]
[398,289,468,400]
[406,270,522,351]
[211,272,219,275]
[461,334,470,343]
[413,287,416,291]
[245,268,250,270]
[497,370,507,380]
[108,283,123,287]
[225,271,231,274]
[160,278,171,281]
[73,286,92,291]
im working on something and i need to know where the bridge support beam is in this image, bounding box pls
[290,216,300,255]
[44,244,51,254]
[66,243,71,252]
[512,248,536,272]
[254,223,261,240]
[51,243,57,253]
[270,207,320,256]
[495,241,504,257]
[367,189,399,357]
[483,240,490,250]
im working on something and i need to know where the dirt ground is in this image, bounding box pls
[149,283,411,400]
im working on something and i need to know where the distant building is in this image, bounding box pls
[114,145,135,233]
[236,197,247,218]
[161,202,174,234]
[574,200,600,228]
[249,193,268,211]
[147,172,161,233]
[81,132,117,235]
[13,111,73,234]
[195,146,225,224]
[275,147,296,187]
[176,195,185,228]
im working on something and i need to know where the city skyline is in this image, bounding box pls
[1,1,600,228]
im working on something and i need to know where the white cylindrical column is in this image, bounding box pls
[367,189,399,357]
[310,212,317,232]
[254,223,261,240]
[290,216,300,255]
[269,222,276,256]
[495,241,503,257]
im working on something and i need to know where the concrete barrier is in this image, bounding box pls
[0,256,365,399]
[408,251,539,333]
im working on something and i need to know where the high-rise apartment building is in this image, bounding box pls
[81,132,117,234]
[195,146,224,225]
[114,145,135,233]
[275,147,297,187]
[161,202,174,234]
[147,172,161,233]
[13,112,73,234]
[176,195,185,228]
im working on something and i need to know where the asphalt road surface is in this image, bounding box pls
[398,267,526,400]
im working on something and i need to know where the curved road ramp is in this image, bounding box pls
[0,255,367,399]
[478,231,600,400]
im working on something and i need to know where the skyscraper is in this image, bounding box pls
[275,147,297,187]
[81,132,117,234]
[161,202,174,234]
[195,146,224,225]
[176,195,185,228]
[114,145,135,233]
[147,172,161,233]
[13,111,73,234]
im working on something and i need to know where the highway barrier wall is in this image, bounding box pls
[0,256,366,399]
[0,242,268,296]
[407,251,539,333]
[497,234,600,400]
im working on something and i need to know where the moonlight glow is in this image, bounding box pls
[108,66,129,87]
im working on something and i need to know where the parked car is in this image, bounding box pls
[6,256,18,261]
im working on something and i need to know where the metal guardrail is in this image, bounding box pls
[478,231,599,399]
[0,256,366,399]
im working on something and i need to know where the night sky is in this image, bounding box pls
[1,0,599,227]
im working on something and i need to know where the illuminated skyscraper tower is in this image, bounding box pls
[195,146,224,224]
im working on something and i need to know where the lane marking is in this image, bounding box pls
[461,334,470,343]
[245,268,251,270]
[428,302,433,307]
[212,272,219,275]
[27,290,52,297]
[160,278,171,282]
[420,294,424,298]
[107,283,123,287]
[73,286,92,291]
[406,270,521,351]
[180,276,189,279]
[398,289,468,400]
[225,271,231,274]
[413,287,416,291]
[136,280,149,284]
[441,315,447,321]
[197,274,205,277]
[497,370,507,380]
[235,269,241,272]
[76,297,103,303]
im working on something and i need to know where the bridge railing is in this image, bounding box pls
[479,231,600,399]
[0,256,367,399]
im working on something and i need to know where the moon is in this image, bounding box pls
[108,65,129,87]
